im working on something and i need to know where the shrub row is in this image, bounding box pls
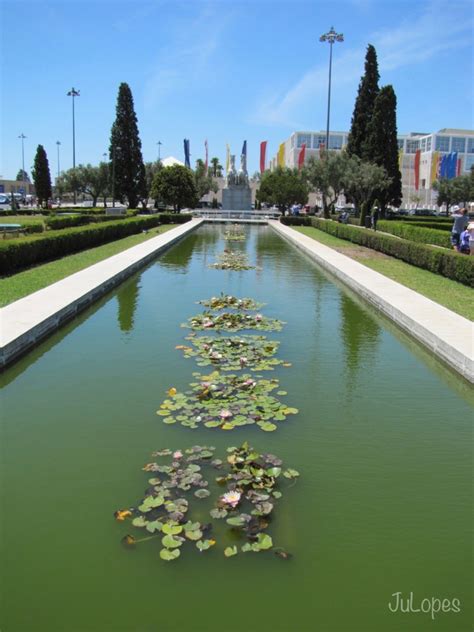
[0,215,191,275]
[280,216,474,287]
[407,221,451,232]
[376,221,451,248]
[45,214,130,230]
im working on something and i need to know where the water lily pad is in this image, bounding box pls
[198,294,263,310]
[283,468,300,479]
[132,516,148,528]
[182,312,285,333]
[160,548,180,561]
[210,508,228,519]
[146,520,163,533]
[255,533,273,550]
[226,516,246,527]
[162,534,184,549]
[162,523,183,535]
[196,539,216,552]
[209,250,256,271]
[224,546,238,557]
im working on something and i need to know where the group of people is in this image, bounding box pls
[451,206,474,255]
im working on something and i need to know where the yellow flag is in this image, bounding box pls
[398,148,403,170]
[226,144,230,172]
[430,151,439,184]
[278,142,285,168]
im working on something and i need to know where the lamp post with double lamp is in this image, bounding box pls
[18,133,26,199]
[319,27,344,152]
[67,87,80,203]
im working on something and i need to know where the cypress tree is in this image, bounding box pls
[32,145,52,207]
[109,82,146,208]
[365,85,402,210]
[346,44,380,159]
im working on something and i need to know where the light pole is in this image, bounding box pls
[157,140,162,161]
[319,27,344,152]
[18,133,26,193]
[56,141,61,179]
[112,145,121,208]
[67,86,80,203]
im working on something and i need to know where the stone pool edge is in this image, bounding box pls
[270,220,474,383]
[0,218,204,369]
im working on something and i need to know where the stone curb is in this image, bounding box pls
[0,219,204,369]
[270,221,474,383]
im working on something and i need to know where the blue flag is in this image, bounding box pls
[448,152,458,179]
[241,140,247,156]
[184,139,190,168]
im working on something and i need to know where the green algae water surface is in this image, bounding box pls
[1,224,472,632]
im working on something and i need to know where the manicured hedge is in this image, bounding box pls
[377,221,451,248]
[0,215,191,275]
[45,214,129,230]
[407,221,452,232]
[280,216,474,287]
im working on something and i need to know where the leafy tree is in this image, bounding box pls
[32,145,52,207]
[109,82,146,208]
[304,151,350,217]
[194,159,218,200]
[57,164,109,207]
[151,165,197,212]
[341,156,391,225]
[144,160,163,209]
[210,157,223,177]
[16,169,30,182]
[364,85,402,213]
[433,175,474,210]
[257,167,308,209]
[347,44,380,160]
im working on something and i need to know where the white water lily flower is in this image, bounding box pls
[221,490,241,507]
[255,314,262,321]
[173,450,183,459]
[219,409,233,419]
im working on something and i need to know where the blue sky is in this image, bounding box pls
[1,0,473,179]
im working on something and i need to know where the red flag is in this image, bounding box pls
[298,143,306,170]
[457,158,461,176]
[204,140,208,172]
[414,149,421,190]
[260,141,267,173]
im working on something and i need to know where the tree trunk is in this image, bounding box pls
[359,200,369,226]
[92,195,98,207]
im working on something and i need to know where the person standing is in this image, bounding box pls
[371,206,380,231]
[450,206,468,251]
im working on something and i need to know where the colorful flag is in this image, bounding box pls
[184,139,190,168]
[277,142,285,168]
[398,148,404,170]
[414,149,421,190]
[298,143,306,170]
[430,151,439,184]
[260,141,267,173]
[439,154,447,178]
[448,152,458,179]
[226,144,230,172]
[205,139,208,172]
[457,157,462,177]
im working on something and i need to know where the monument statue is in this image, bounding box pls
[222,145,252,211]
[226,155,237,186]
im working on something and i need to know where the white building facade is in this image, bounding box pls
[270,129,474,209]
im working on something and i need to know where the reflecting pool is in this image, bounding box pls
[1,224,472,632]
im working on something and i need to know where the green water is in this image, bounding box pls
[0,225,472,632]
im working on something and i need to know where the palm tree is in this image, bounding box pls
[210,157,223,177]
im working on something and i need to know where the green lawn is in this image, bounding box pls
[294,226,474,321]
[0,225,175,307]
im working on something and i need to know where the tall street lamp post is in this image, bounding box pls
[67,87,80,203]
[18,133,26,194]
[319,26,344,152]
[56,141,61,180]
[112,145,121,208]
[157,140,162,161]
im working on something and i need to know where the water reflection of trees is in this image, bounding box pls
[117,277,140,333]
[159,228,221,271]
[340,293,381,378]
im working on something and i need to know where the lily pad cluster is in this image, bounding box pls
[197,294,263,311]
[176,335,286,371]
[209,250,255,271]
[224,228,246,242]
[182,311,285,332]
[115,443,298,561]
[157,371,298,431]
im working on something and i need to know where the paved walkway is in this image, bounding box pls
[0,219,203,369]
[270,221,473,383]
